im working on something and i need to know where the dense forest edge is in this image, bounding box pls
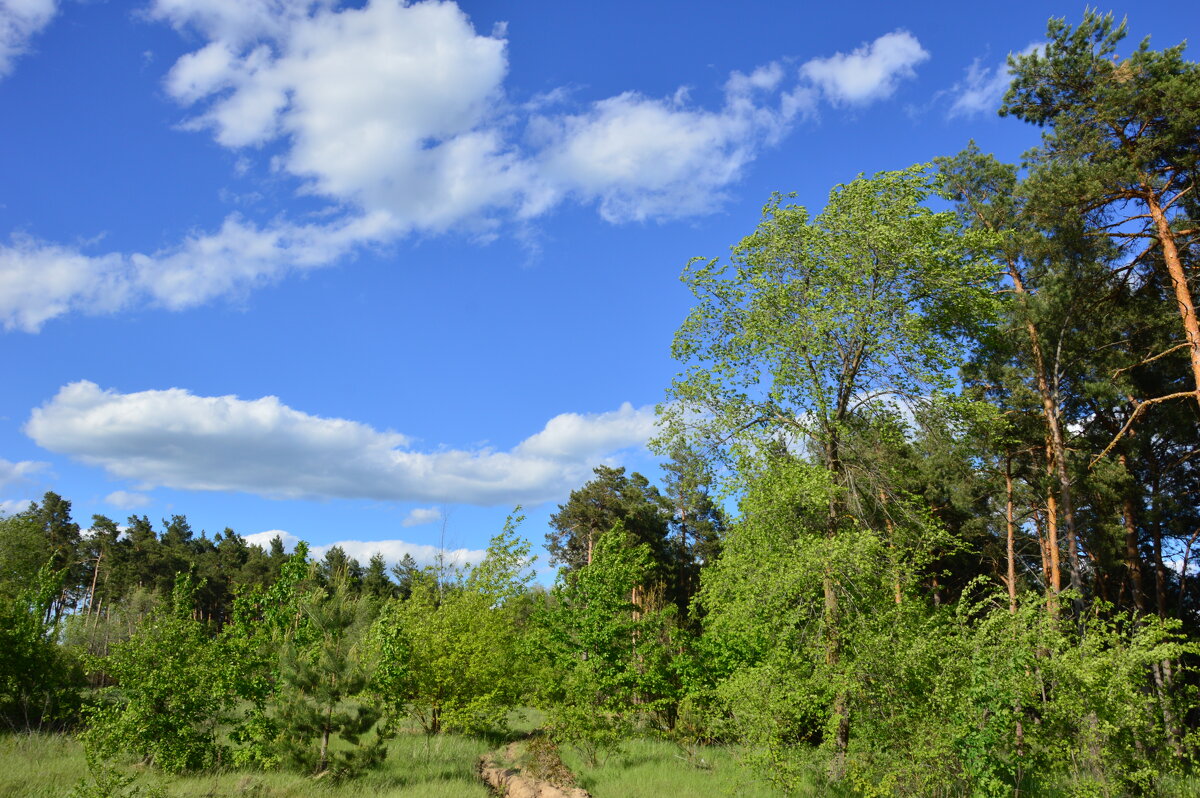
[3,11,1200,796]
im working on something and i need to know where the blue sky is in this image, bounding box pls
[1,0,1195,574]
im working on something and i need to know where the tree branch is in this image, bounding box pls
[1090,391,1196,466]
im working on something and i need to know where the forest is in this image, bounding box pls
[2,11,1199,797]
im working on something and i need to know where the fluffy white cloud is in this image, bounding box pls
[150,0,824,229]
[241,528,484,569]
[0,456,46,488]
[0,4,929,332]
[531,65,806,222]
[0,498,31,515]
[313,538,485,569]
[104,490,152,510]
[946,44,1041,118]
[800,30,929,105]
[155,0,533,231]
[402,506,442,527]
[0,212,395,332]
[26,381,657,506]
[243,528,299,550]
[0,0,56,78]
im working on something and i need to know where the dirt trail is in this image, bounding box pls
[477,741,591,798]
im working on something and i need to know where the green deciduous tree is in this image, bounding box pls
[85,573,230,774]
[659,164,997,774]
[373,514,534,735]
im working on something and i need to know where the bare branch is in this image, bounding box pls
[1111,342,1191,378]
[1090,392,1196,466]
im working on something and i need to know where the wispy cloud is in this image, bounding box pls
[0,0,57,79]
[402,506,442,527]
[945,43,1042,119]
[0,456,47,488]
[0,498,31,515]
[0,3,929,332]
[104,490,152,510]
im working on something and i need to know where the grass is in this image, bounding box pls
[1,724,790,798]
[0,733,89,798]
[556,736,791,798]
[0,730,492,798]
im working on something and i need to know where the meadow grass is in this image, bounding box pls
[556,736,791,798]
[0,733,89,798]
[0,730,492,798]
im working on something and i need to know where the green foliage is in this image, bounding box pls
[272,576,385,778]
[0,562,81,730]
[536,524,687,762]
[660,163,997,487]
[372,513,534,736]
[66,747,166,798]
[84,573,230,774]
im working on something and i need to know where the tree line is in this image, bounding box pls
[1,11,1198,796]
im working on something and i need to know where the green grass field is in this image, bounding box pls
[0,724,787,798]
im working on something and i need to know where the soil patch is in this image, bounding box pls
[477,739,591,798]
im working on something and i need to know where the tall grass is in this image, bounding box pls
[0,733,89,798]
[557,736,792,798]
[0,723,820,798]
[0,731,491,798]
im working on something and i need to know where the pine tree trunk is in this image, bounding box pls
[1118,453,1146,615]
[319,706,332,774]
[1006,456,1017,613]
[1008,261,1082,601]
[1045,486,1062,617]
[1146,189,1200,410]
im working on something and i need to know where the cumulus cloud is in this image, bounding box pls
[0,0,57,79]
[800,30,929,105]
[25,381,657,506]
[531,64,806,222]
[104,490,152,510]
[945,44,1041,118]
[150,0,806,229]
[243,528,300,550]
[402,506,442,527]
[0,456,46,488]
[0,3,929,332]
[241,528,484,569]
[0,212,395,332]
[313,538,485,569]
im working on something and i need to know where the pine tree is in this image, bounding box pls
[273,579,384,778]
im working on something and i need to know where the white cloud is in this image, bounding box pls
[0,456,46,488]
[155,0,531,232]
[242,528,483,569]
[0,497,31,515]
[516,402,658,459]
[25,381,657,506]
[0,0,57,79]
[800,30,929,105]
[0,4,926,332]
[946,44,1041,118]
[243,528,300,550]
[0,212,396,332]
[104,490,152,510]
[402,506,442,527]
[531,64,806,222]
[313,538,484,569]
[151,0,809,229]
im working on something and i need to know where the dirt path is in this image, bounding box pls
[477,740,591,798]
